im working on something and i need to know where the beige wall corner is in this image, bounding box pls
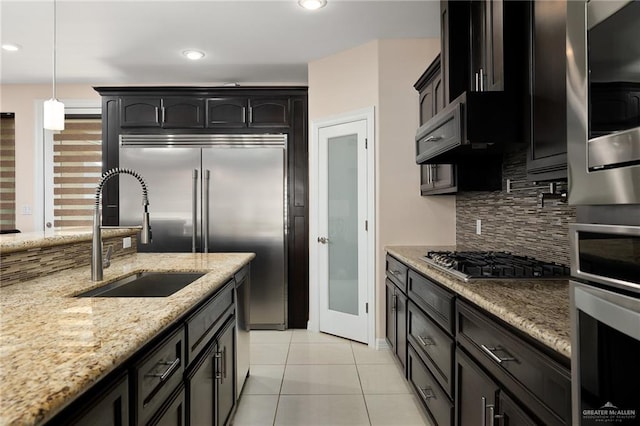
[308,38,456,342]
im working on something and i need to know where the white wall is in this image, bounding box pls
[308,39,456,341]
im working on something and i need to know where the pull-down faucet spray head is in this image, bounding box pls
[92,168,151,281]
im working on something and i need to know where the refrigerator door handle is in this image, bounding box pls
[192,169,198,253]
[203,169,211,253]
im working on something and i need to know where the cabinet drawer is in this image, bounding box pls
[386,255,408,292]
[408,346,453,426]
[457,301,571,425]
[407,301,454,397]
[185,280,234,365]
[415,101,462,164]
[407,270,454,334]
[135,328,185,425]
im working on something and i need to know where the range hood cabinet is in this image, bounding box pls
[415,91,519,165]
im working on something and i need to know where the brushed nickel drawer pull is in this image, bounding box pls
[418,387,435,401]
[480,345,516,364]
[391,294,397,311]
[425,135,443,142]
[146,357,180,382]
[417,335,435,347]
[214,351,223,381]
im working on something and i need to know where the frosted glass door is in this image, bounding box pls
[318,119,368,343]
[328,134,359,315]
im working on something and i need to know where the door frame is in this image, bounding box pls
[308,107,376,347]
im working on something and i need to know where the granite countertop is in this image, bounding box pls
[0,252,254,426]
[386,246,571,359]
[0,227,140,254]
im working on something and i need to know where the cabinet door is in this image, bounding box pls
[420,82,435,124]
[385,279,397,355]
[495,391,538,426]
[433,73,444,115]
[526,0,567,181]
[470,0,504,92]
[248,98,290,127]
[187,343,215,426]
[162,98,205,129]
[149,387,186,426]
[215,320,236,426]
[456,350,497,426]
[70,375,129,426]
[396,289,407,371]
[206,98,248,128]
[120,97,161,127]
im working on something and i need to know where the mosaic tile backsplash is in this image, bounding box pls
[456,145,576,267]
[0,236,137,287]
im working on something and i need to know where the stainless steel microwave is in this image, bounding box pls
[567,0,640,205]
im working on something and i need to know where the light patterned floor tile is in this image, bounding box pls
[231,395,278,426]
[281,364,361,395]
[287,343,355,364]
[275,395,370,426]
[243,365,285,395]
[366,394,433,425]
[357,363,413,394]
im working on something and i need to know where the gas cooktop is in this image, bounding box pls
[421,251,570,282]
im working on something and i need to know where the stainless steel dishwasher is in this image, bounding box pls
[235,265,251,398]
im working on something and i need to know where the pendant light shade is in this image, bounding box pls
[44,98,65,130]
[44,0,64,131]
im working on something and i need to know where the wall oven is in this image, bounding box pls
[566,0,640,205]
[569,223,640,425]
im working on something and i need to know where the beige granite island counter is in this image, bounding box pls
[386,246,571,359]
[0,252,254,426]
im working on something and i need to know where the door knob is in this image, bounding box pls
[317,237,329,244]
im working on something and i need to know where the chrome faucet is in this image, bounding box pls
[92,168,151,281]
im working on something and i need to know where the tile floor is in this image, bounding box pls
[230,330,433,426]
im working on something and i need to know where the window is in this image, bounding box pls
[52,115,102,227]
[0,113,16,231]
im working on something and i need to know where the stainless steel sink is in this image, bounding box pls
[76,272,206,298]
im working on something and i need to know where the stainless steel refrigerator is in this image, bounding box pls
[119,134,287,330]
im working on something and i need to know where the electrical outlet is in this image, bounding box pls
[476,219,482,235]
[123,237,132,249]
[21,205,32,215]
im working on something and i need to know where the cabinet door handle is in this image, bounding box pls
[481,397,495,426]
[241,106,246,124]
[432,165,438,182]
[145,357,181,382]
[480,345,516,364]
[417,335,435,347]
[418,387,435,401]
[214,351,223,381]
[161,107,166,123]
[479,68,485,92]
[391,294,397,311]
[424,135,443,142]
[248,107,253,124]
[475,72,479,91]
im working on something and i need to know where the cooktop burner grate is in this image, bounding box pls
[421,251,570,281]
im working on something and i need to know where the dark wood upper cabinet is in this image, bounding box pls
[120,97,161,128]
[441,0,469,105]
[206,97,248,128]
[415,55,457,195]
[526,0,568,181]
[162,97,205,129]
[249,98,290,128]
[469,0,504,92]
[120,97,205,129]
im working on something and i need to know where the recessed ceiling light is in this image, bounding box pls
[298,0,327,10]
[1,43,21,52]
[182,50,205,60]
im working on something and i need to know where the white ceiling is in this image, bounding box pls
[0,0,440,85]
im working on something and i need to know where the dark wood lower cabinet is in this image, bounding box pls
[215,320,236,426]
[385,254,572,426]
[385,278,407,370]
[69,374,129,426]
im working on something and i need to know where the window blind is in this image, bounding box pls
[53,117,102,227]
[0,113,16,231]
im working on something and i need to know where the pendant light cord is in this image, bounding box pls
[52,0,57,99]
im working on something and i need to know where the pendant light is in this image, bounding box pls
[44,0,64,131]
